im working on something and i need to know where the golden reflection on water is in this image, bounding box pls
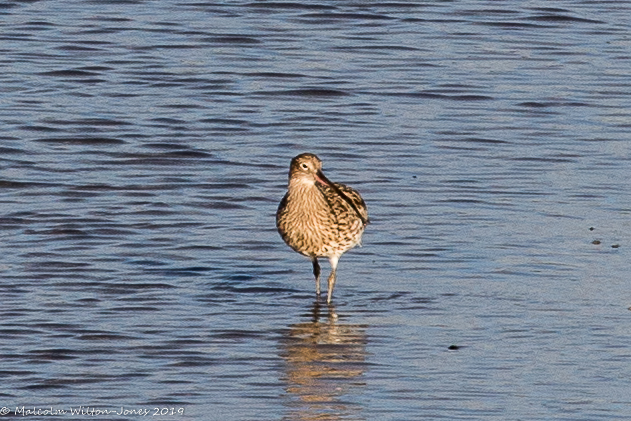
[280,302,368,421]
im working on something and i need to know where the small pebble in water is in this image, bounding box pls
[589,227,595,231]
[592,240,601,245]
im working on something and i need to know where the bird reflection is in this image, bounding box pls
[280,301,368,421]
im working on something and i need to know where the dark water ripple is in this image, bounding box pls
[1,1,631,420]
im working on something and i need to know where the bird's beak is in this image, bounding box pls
[315,170,332,186]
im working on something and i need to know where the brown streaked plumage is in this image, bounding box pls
[276,153,369,303]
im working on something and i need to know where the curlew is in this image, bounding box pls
[276,153,369,303]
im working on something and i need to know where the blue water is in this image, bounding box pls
[1,1,630,420]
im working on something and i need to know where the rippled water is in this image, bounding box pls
[1,1,630,420]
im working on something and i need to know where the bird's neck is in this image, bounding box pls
[287,180,326,209]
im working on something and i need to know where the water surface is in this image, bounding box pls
[1,1,630,420]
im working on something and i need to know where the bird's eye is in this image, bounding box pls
[300,163,309,170]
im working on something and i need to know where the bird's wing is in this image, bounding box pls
[334,183,369,225]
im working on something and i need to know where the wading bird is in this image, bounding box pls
[276,153,368,303]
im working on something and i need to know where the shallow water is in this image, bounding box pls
[1,1,630,420]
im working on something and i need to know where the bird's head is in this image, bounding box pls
[288,153,331,187]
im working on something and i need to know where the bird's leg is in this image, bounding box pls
[312,258,321,296]
[326,255,340,304]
